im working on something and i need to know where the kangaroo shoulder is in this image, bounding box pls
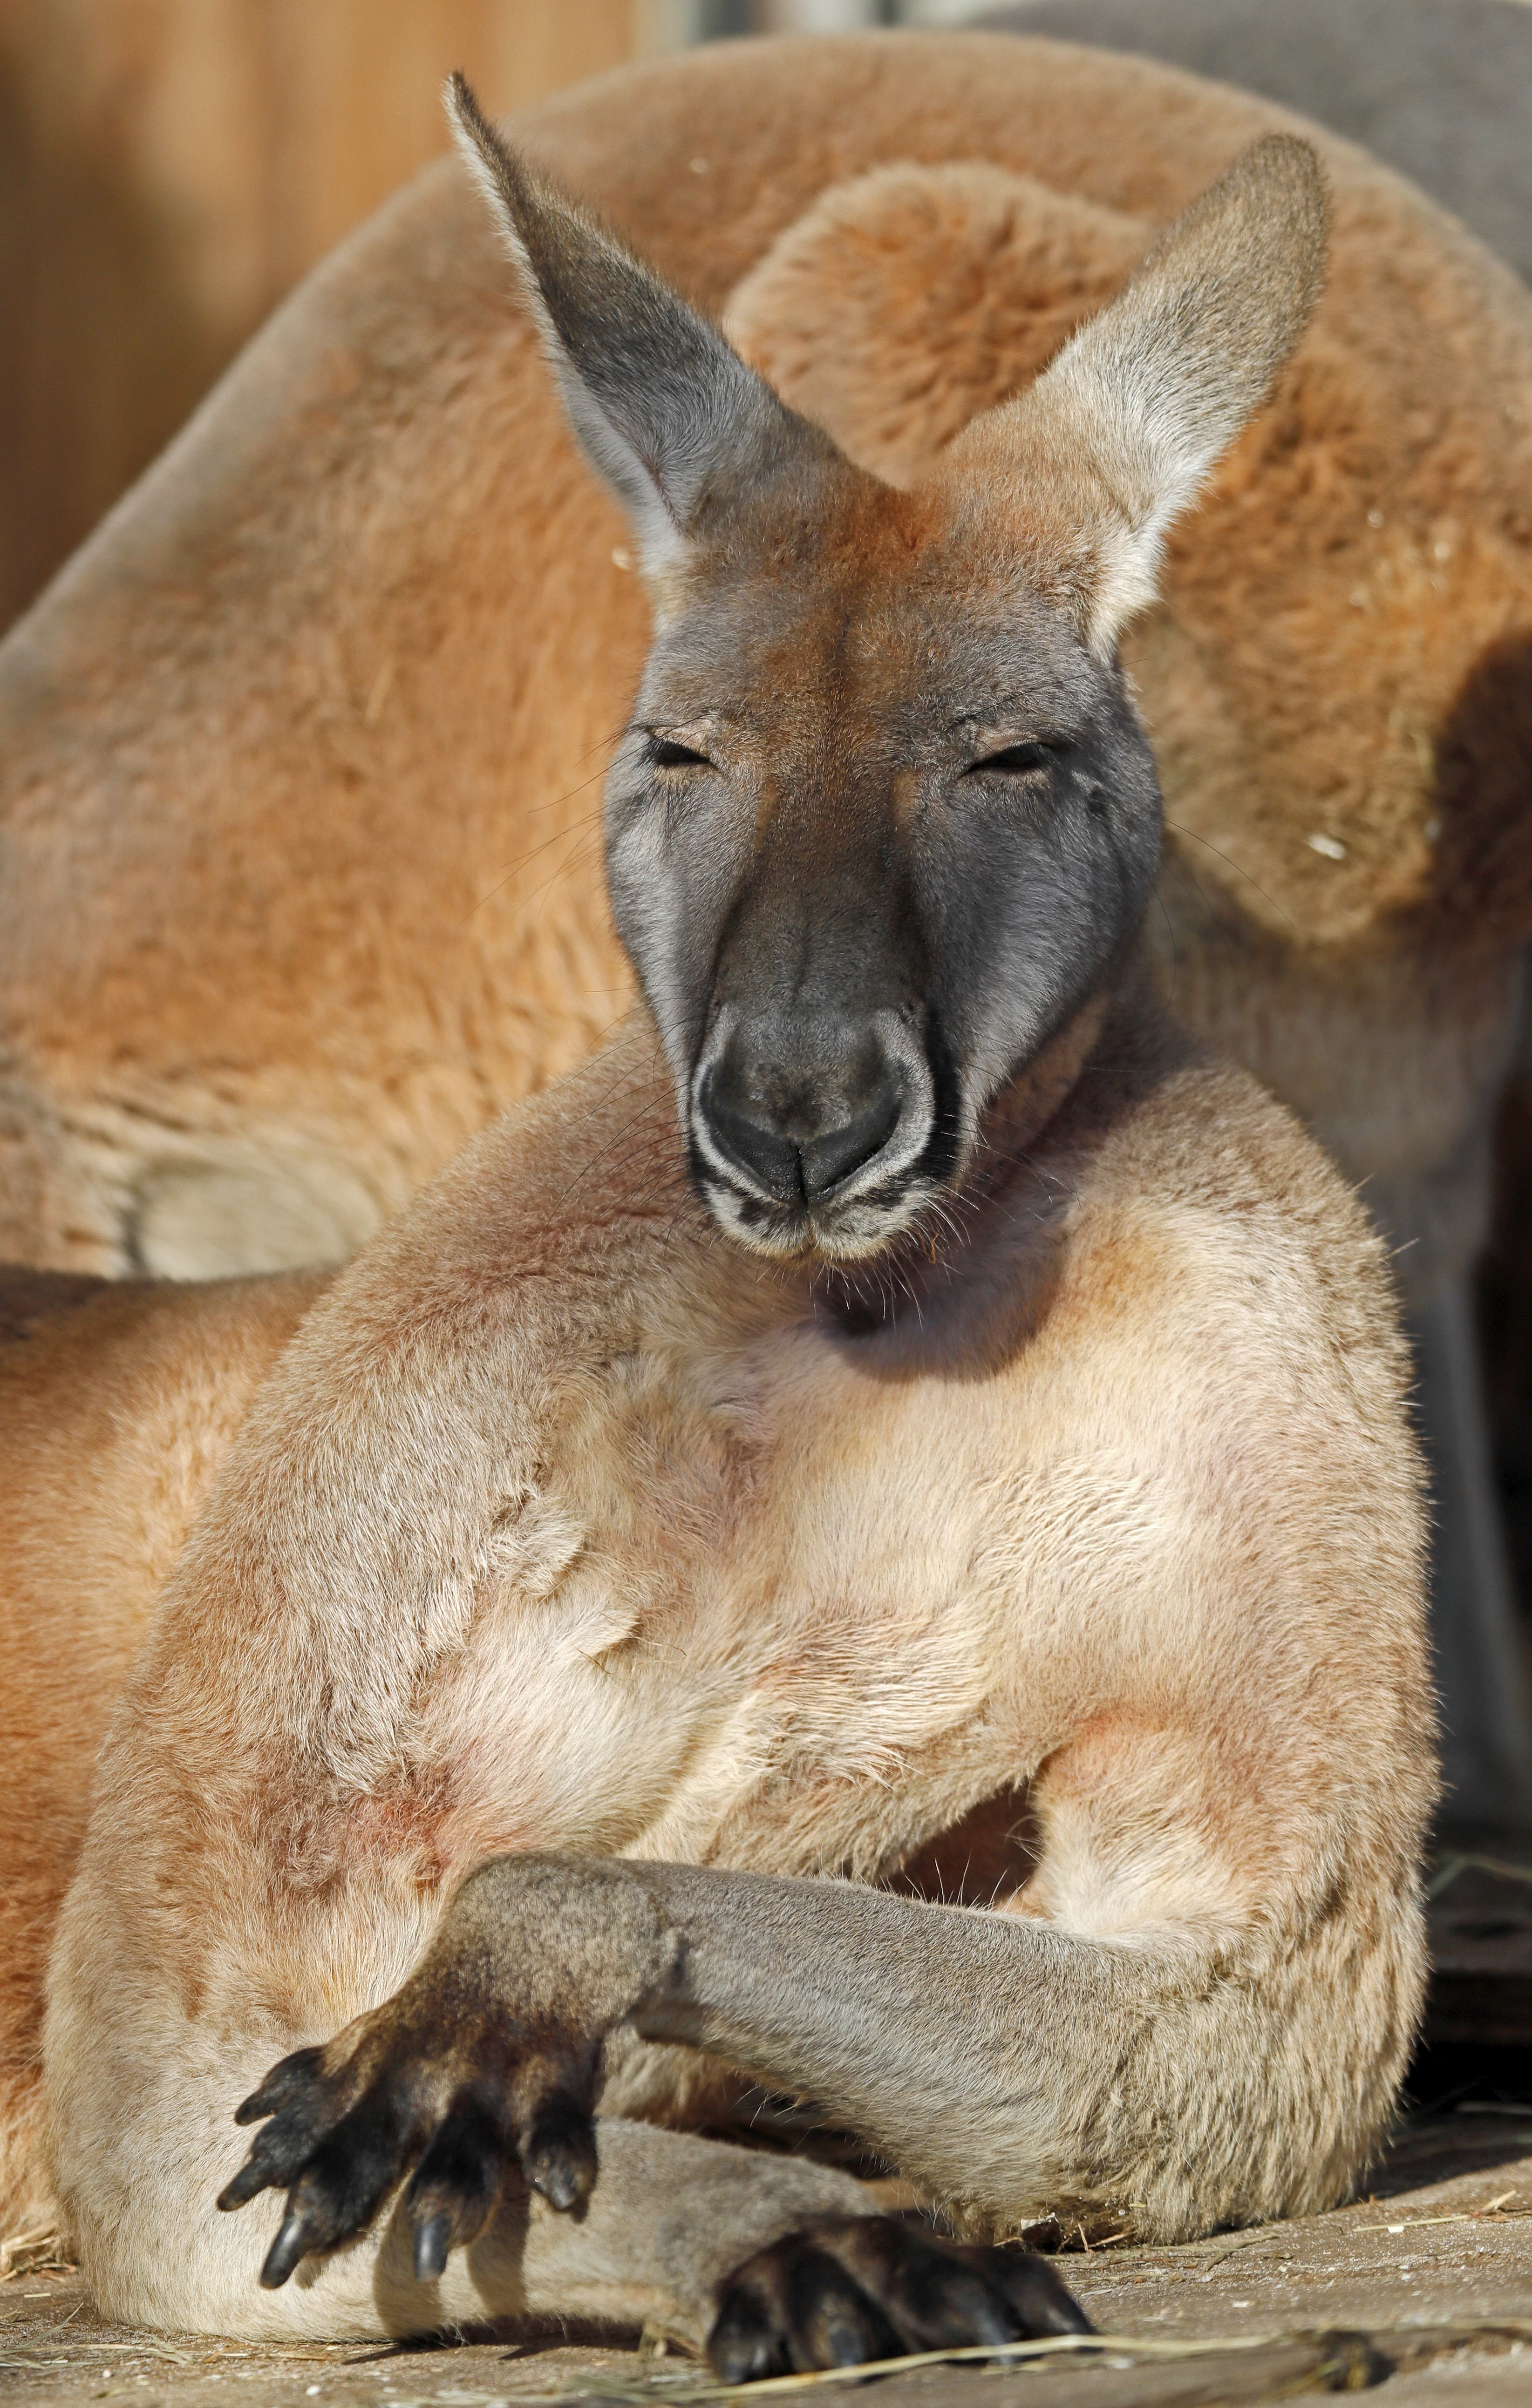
[1064,1024,1405,1384]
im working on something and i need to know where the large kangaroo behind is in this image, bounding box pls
[31,118,1434,2364]
[0,33,1525,1815]
[1,34,1526,1307]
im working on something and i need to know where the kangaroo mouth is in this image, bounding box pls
[685,1014,941,1262]
[690,1158,937,1263]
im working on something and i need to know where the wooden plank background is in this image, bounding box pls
[0,0,667,635]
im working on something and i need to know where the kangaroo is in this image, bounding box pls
[0,34,1523,1822]
[31,104,1432,2367]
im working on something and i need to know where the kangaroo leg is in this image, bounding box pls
[371,2118,926,2353]
[79,2096,909,2348]
[469,2119,1083,2367]
[458,2120,1084,2376]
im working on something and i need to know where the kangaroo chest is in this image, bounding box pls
[419,1315,1047,1886]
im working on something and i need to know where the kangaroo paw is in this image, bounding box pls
[707,2216,1092,2379]
[215,1856,669,2286]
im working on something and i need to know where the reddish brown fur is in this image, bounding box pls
[0,34,1528,1293]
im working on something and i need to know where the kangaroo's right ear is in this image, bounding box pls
[940,135,1329,657]
[447,74,811,585]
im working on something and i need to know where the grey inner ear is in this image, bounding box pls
[521,227,790,537]
[448,76,812,552]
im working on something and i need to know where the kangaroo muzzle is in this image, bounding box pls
[690,1004,936,1256]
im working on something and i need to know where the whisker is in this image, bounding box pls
[465,784,613,921]
[1163,817,1297,935]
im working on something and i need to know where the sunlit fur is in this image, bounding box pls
[8,125,1434,2352]
[2,35,1531,1299]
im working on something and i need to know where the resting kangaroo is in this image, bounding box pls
[34,108,1432,2361]
[0,34,1522,1819]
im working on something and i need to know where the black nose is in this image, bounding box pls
[704,1073,902,1206]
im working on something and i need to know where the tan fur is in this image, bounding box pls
[0,1268,327,2236]
[31,992,1430,2336]
[0,33,1529,1294]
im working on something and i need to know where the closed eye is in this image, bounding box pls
[649,736,713,771]
[966,739,1061,777]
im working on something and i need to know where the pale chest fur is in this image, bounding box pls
[412,1306,1062,1890]
[404,1194,1261,1898]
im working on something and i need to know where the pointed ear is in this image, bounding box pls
[940,136,1329,656]
[446,73,810,584]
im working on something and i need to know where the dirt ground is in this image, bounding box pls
[5,2106,1532,2408]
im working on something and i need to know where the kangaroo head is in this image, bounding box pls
[450,80,1326,1262]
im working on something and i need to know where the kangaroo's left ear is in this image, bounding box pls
[939,135,1329,657]
[446,73,823,584]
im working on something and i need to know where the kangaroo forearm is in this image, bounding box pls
[628,1864,1164,2198]
[619,1861,1395,2238]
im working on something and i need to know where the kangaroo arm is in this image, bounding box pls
[223,1845,1273,2275]
[632,1860,1145,2204]
[215,1853,1096,2361]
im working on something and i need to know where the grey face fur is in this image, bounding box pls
[447,77,1327,1261]
[603,513,1162,1260]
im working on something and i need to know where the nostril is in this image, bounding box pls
[703,1088,805,1203]
[701,1058,906,1212]
[799,1084,902,1202]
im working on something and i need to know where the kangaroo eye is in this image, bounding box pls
[968,740,1057,777]
[650,737,712,771]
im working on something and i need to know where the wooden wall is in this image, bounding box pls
[0,0,663,634]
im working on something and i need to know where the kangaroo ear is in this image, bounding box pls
[447,74,810,583]
[941,136,1329,657]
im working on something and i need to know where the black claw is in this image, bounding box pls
[219,2001,618,2297]
[975,2245,1094,2337]
[708,2218,1092,2381]
[234,2048,325,2128]
[708,2293,792,2385]
[218,2138,290,2212]
[413,2210,452,2282]
[218,2109,326,2212]
[404,2090,508,2266]
[259,2211,308,2289]
[857,2229,1017,2352]
[529,2153,584,2211]
[786,2247,902,2372]
[523,2092,598,2212]
[241,2089,416,2282]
